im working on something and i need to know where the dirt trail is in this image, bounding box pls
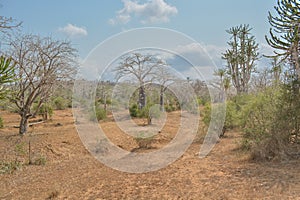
[0,109,299,199]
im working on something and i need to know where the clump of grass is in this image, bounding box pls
[134,132,154,149]
[46,190,59,200]
[0,161,22,174]
[32,154,47,165]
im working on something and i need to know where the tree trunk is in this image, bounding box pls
[160,86,164,111]
[103,95,107,111]
[19,112,29,134]
[139,86,146,109]
[147,116,152,125]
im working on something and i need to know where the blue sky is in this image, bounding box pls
[1,0,277,80]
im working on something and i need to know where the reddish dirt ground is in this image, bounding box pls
[0,109,300,199]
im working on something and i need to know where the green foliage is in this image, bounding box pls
[89,103,107,121]
[95,106,107,121]
[130,103,161,118]
[148,104,161,119]
[222,24,259,94]
[0,116,3,128]
[240,83,300,160]
[33,154,47,165]
[98,98,112,105]
[197,97,208,106]
[0,56,16,99]
[0,161,22,174]
[242,89,280,141]
[129,104,139,117]
[202,102,211,127]
[53,96,68,110]
[224,100,241,129]
[265,0,300,63]
[202,99,243,131]
[15,142,26,156]
[134,132,154,149]
[129,103,162,125]
[33,103,53,120]
[164,104,176,112]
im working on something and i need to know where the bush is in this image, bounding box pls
[241,84,300,161]
[129,103,162,125]
[0,116,3,128]
[89,103,107,121]
[33,103,53,120]
[134,132,154,149]
[242,89,279,142]
[95,106,107,121]
[164,104,175,112]
[129,104,138,117]
[33,154,47,165]
[53,96,68,110]
[197,97,207,106]
[202,100,241,132]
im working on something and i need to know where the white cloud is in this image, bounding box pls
[109,0,178,25]
[259,43,274,57]
[168,43,226,68]
[58,24,88,38]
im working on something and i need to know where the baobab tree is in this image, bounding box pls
[9,34,77,134]
[154,66,175,111]
[115,52,167,109]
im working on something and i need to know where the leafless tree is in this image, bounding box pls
[0,16,21,32]
[8,34,77,134]
[0,16,21,49]
[115,52,167,109]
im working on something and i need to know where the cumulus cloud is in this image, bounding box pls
[58,24,88,38]
[109,0,178,25]
[167,43,226,69]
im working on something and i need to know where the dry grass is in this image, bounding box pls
[0,109,299,199]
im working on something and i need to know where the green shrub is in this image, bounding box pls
[33,103,53,120]
[202,100,240,131]
[129,103,162,125]
[33,154,47,165]
[0,116,3,128]
[53,96,68,110]
[129,104,138,117]
[241,89,280,147]
[134,132,154,149]
[225,100,242,129]
[0,161,22,174]
[95,106,107,121]
[89,103,107,121]
[98,98,112,105]
[240,84,300,160]
[164,104,175,112]
[148,104,161,119]
[137,106,148,118]
[197,98,207,106]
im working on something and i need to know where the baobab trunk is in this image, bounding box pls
[139,86,146,109]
